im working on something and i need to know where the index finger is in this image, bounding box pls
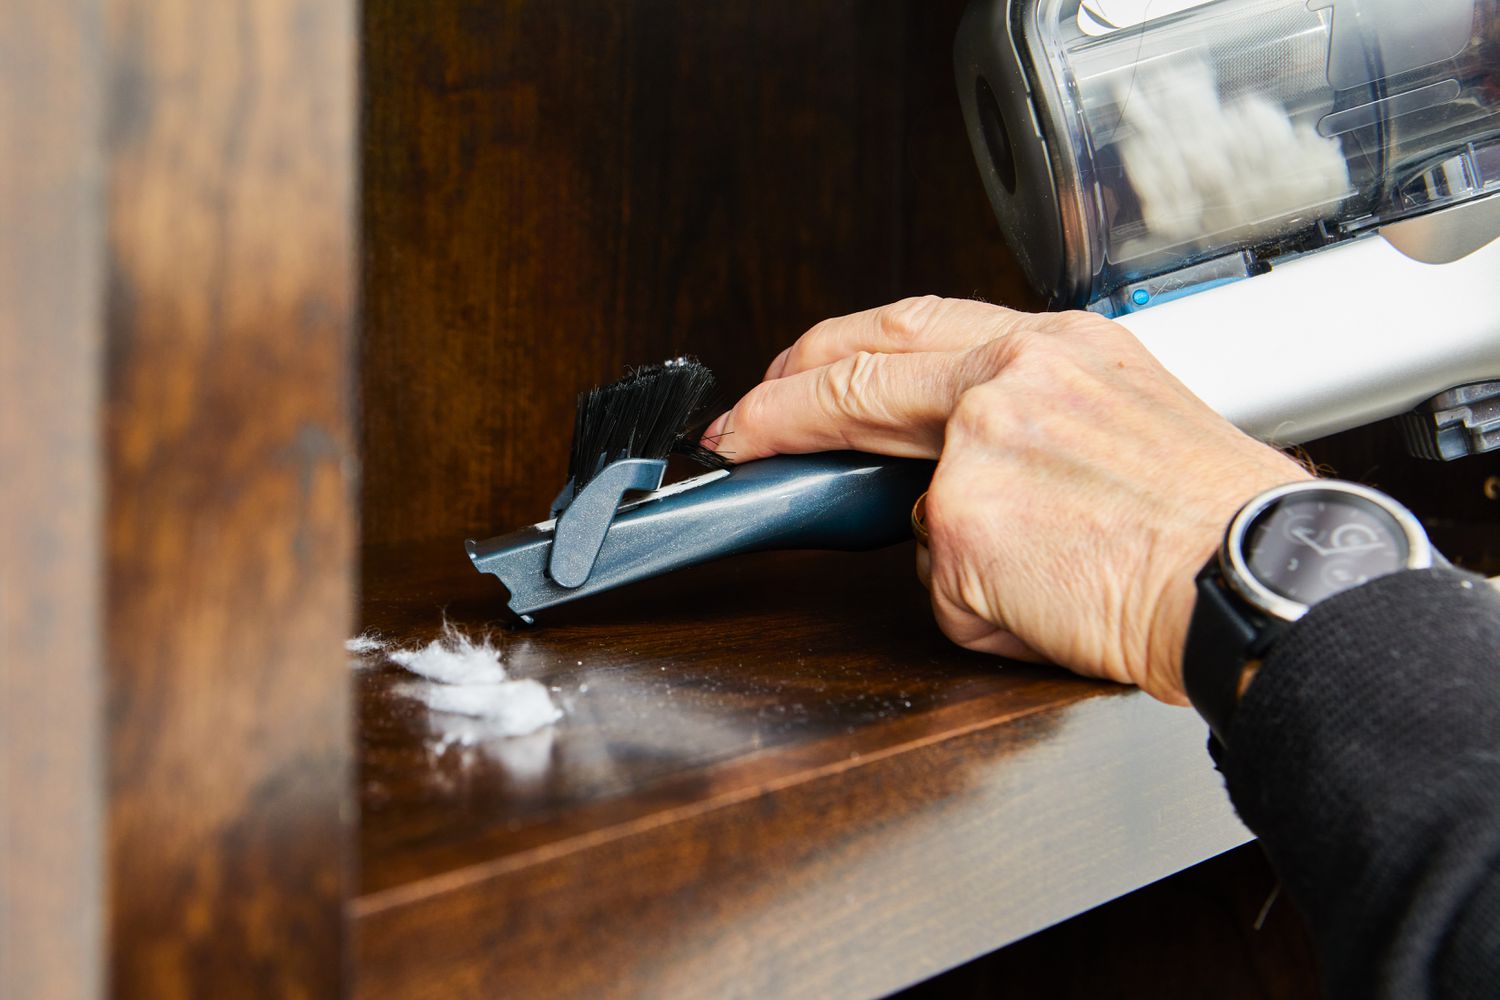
[767,296,1033,381]
[705,339,1018,462]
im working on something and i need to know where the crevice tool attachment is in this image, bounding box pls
[468,452,934,623]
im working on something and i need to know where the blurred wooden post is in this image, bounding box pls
[102,0,356,995]
[1,2,106,996]
[2,0,357,996]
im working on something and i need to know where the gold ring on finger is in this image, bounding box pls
[911,491,931,547]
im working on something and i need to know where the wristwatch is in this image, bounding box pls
[1182,480,1437,744]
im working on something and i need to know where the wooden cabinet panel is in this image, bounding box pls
[359,0,1028,546]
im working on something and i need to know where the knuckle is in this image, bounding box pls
[948,381,1009,439]
[965,335,1022,381]
[801,317,834,342]
[789,320,832,365]
[1004,324,1053,364]
[991,327,1077,389]
[877,295,946,344]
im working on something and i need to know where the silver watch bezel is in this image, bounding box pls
[1219,480,1434,623]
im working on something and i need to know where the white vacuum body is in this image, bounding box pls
[956,0,1500,448]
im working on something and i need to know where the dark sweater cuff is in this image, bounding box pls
[1217,567,1500,997]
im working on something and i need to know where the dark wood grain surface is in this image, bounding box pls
[0,2,105,995]
[102,1,356,995]
[352,540,1249,999]
[359,0,1034,548]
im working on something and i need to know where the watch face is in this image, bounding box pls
[1242,490,1411,606]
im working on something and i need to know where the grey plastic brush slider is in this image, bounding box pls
[467,452,935,623]
[547,457,667,588]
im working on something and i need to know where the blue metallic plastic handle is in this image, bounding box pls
[465,452,934,622]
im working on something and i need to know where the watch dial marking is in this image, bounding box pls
[1244,491,1410,605]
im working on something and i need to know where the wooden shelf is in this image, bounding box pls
[352,541,1249,999]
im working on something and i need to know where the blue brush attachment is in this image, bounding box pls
[466,452,933,623]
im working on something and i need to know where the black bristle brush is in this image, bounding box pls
[468,359,934,623]
[556,357,729,515]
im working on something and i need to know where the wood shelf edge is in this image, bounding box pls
[353,690,1249,1000]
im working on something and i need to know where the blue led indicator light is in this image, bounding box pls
[1132,289,1150,306]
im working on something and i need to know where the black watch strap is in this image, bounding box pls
[1182,558,1264,745]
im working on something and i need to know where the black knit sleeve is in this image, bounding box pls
[1218,568,1500,999]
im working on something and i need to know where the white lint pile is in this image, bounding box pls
[388,626,509,685]
[352,624,562,739]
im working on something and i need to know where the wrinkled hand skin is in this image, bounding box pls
[703,296,1311,704]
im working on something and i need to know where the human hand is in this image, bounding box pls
[703,297,1312,703]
